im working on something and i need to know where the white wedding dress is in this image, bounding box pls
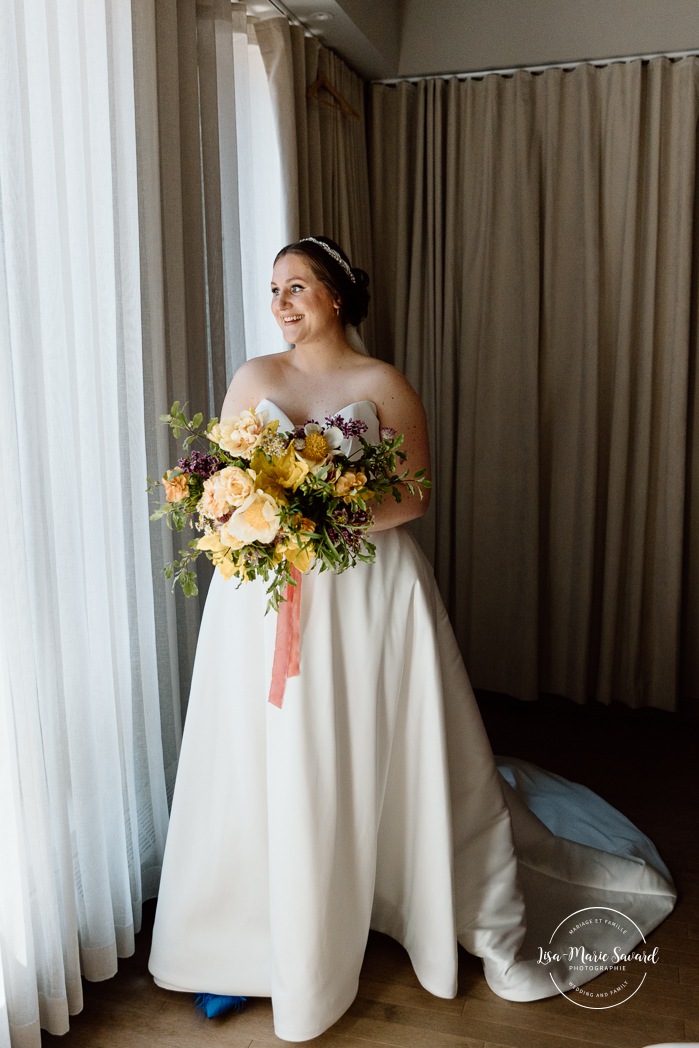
[149,399,676,1042]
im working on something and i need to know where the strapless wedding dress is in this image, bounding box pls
[148,398,675,1042]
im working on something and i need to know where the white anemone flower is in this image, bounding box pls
[305,422,343,447]
[297,422,344,463]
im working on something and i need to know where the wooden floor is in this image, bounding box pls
[44,694,699,1048]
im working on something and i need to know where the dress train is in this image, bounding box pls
[149,400,675,1041]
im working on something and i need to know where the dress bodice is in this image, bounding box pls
[255,398,380,459]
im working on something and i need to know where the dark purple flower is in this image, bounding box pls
[331,505,372,528]
[325,504,373,555]
[325,414,368,439]
[178,450,221,479]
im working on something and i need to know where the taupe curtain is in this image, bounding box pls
[256,18,373,299]
[131,0,251,722]
[370,57,699,714]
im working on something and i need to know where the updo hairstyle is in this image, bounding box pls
[274,236,370,328]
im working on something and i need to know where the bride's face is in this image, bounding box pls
[271,254,341,344]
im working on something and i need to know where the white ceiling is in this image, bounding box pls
[246,0,401,79]
[248,0,699,82]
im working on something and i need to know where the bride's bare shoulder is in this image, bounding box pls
[238,353,288,382]
[361,358,421,403]
[220,353,289,417]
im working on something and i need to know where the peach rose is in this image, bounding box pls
[213,409,268,459]
[199,478,228,519]
[199,466,255,519]
[214,466,255,507]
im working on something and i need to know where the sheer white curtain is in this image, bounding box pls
[0,2,171,1046]
[231,10,285,359]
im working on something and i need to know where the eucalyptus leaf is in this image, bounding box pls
[180,572,199,598]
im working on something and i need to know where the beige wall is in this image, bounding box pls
[335,0,401,72]
[397,0,699,77]
[265,0,401,78]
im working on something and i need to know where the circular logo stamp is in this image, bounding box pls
[536,906,660,1009]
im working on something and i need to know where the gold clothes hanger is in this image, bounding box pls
[306,71,360,119]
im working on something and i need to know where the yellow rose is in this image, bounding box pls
[334,470,368,498]
[216,409,268,459]
[215,555,240,581]
[196,532,227,553]
[226,490,281,545]
[196,531,243,579]
[163,471,189,503]
[282,538,315,574]
[277,517,316,574]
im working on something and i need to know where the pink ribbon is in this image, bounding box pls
[268,565,302,708]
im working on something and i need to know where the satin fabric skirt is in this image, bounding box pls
[148,528,675,1041]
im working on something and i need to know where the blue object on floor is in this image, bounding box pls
[194,993,247,1018]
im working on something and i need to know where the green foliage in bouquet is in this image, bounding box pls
[148,403,430,610]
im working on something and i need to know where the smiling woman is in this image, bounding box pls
[271,258,340,342]
[147,235,675,1042]
[270,244,369,358]
[225,236,430,531]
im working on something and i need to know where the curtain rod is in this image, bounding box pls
[374,48,699,85]
[258,0,317,35]
[261,0,299,23]
[248,6,699,82]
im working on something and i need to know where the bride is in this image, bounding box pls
[148,236,676,1042]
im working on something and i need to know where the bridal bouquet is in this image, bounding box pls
[149,403,430,610]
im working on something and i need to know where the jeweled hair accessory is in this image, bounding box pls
[300,237,356,283]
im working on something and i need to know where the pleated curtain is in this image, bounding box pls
[256,18,373,318]
[131,0,284,717]
[132,0,236,711]
[0,1,283,1043]
[370,57,699,713]
[0,2,171,1045]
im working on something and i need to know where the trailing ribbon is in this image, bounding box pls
[268,565,302,708]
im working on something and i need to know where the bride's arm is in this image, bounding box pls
[369,367,431,532]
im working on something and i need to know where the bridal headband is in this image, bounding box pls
[299,237,356,283]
